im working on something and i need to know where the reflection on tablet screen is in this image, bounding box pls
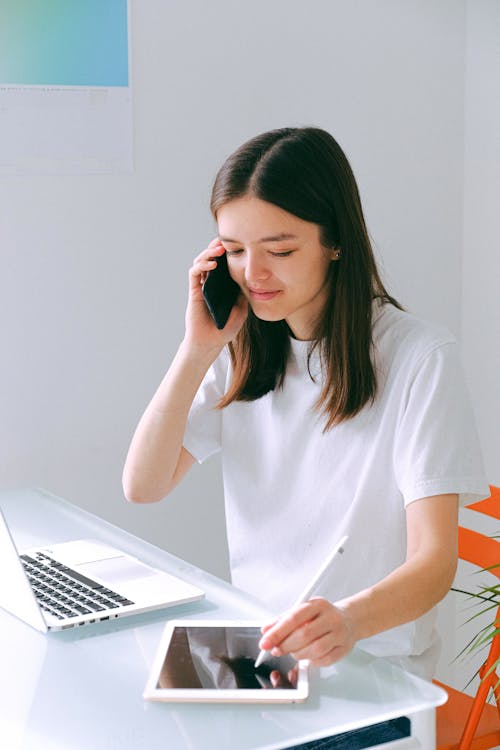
[157,626,298,690]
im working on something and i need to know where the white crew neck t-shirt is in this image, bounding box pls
[183,302,488,678]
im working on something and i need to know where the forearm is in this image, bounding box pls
[336,546,457,642]
[122,339,221,503]
[258,495,458,667]
[337,495,458,641]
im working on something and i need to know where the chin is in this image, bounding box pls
[251,309,286,323]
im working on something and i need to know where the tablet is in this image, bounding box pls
[143,619,310,703]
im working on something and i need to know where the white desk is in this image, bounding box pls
[0,488,446,749]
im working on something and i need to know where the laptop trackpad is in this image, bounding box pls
[78,557,158,586]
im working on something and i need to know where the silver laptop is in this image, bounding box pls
[0,508,204,632]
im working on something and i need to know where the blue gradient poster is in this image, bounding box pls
[0,1,132,174]
[0,0,129,87]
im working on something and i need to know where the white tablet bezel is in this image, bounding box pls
[143,619,310,703]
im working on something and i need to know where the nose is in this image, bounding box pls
[244,251,271,285]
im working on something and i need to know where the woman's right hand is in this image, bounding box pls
[185,238,248,354]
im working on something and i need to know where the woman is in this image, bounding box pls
[123,127,487,747]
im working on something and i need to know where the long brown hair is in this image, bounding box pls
[210,127,401,429]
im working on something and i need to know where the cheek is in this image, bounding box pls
[227,263,241,283]
[313,259,333,286]
[227,262,247,290]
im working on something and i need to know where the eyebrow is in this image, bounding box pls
[219,233,298,244]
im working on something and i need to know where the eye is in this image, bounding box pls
[225,248,244,257]
[269,250,295,257]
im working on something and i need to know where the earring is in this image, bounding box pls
[332,249,341,260]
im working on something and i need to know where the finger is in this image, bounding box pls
[193,240,225,265]
[189,258,217,278]
[269,669,295,689]
[258,601,323,653]
[275,613,333,658]
[288,666,299,687]
[270,670,282,688]
[288,630,336,663]
[188,259,218,295]
[260,621,277,635]
[259,608,309,651]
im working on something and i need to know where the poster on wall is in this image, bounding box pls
[0,0,132,175]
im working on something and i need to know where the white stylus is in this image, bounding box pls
[254,535,348,669]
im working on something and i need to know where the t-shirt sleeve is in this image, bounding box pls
[182,351,229,464]
[393,341,489,506]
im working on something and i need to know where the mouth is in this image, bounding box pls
[247,288,282,301]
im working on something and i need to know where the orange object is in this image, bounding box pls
[467,485,500,522]
[435,486,500,750]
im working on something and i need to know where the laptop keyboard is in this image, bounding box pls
[20,552,135,621]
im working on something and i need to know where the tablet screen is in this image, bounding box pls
[144,620,309,703]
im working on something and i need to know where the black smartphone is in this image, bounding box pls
[202,252,240,330]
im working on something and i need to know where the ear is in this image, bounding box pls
[331,248,341,261]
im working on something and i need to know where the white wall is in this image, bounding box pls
[443,0,500,696]
[0,0,467,575]
[2,0,492,691]
[462,0,500,485]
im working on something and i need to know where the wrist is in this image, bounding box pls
[334,595,367,644]
[178,336,224,370]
